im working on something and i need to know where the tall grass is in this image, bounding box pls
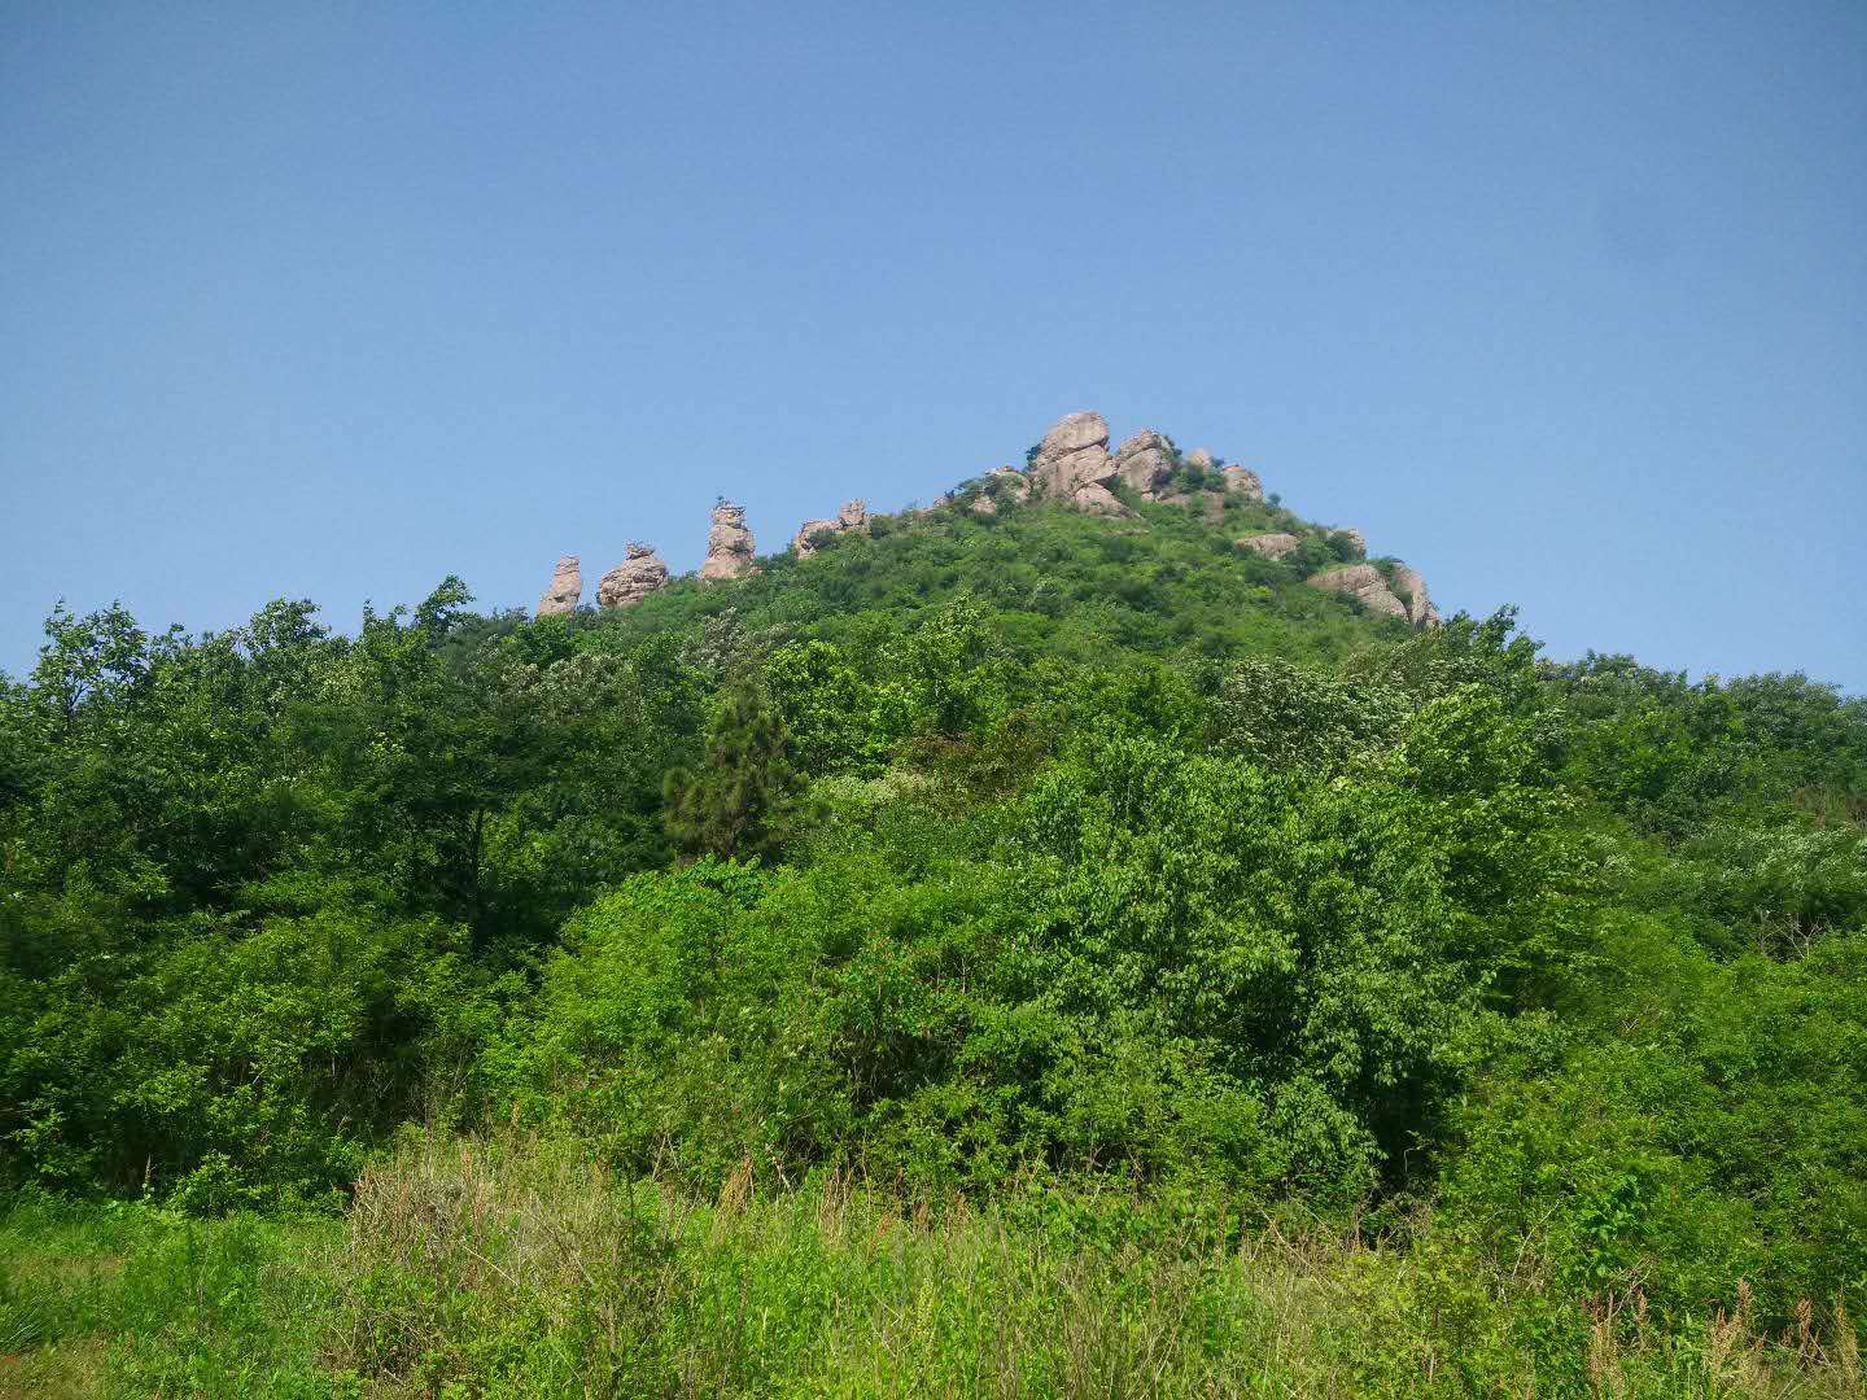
[2,1134,1862,1396]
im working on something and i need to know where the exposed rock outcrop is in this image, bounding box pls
[1333,528,1368,558]
[1030,412,1126,514]
[1114,430,1174,498]
[536,555,582,616]
[1220,465,1263,501]
[1306,563,1408,621]
[794,499,868,557]
[597,543,669,608]
[700,501,757,581]
[1237,532,1301,560]
[1184,448,1216,470]
[1391,562,1441,628]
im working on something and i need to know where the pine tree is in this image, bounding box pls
[662,677,800,860]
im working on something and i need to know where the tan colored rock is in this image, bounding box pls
[1306,563,1407,620]
[969,493,998,517]
[597,543,670,608]
[988,466,1030,503]
[1220,465,1263,501]
[1033,444,1117,500]
[1113,430,1174,498]
[1236,532,1301,561]
[794,499,870,557]
[1035,411,1109,461]
[1391,562,1441,628]
[1185,448,1215,470]
[1030,412,1118,503]
[1333,527,1367,558]
[1071,481,1134,517]
[700,502,757,581]
[792,517,840,555]
[536,555,582,616]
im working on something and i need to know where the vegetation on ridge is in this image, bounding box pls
[1,489,1864,1395]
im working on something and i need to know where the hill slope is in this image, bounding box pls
[2,431,1865,1395]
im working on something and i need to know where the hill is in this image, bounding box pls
[2,416,1865,1395]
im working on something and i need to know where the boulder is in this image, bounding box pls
[1030,412,1118,504]
[1033,444,1117,500]
[1035,411,1109,461]
[792,517,839,555]
[1332,527,1367,558]
[1236,532,1301,561]
[969,493,998,517]
[597,543,670,608]
[1072,481,1134,517]
[700,502,757,580]
[1219,465,1263,501]
[1113,430,1174,498]
[794,499,869,557]
[1305,563,1408,621]
[536,555,582,616]
[1184,448,1215,470]
[1391,562,1441,628]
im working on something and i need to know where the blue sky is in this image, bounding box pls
[3,2,1862,688]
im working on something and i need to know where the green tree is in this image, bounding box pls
[663,678,800,861]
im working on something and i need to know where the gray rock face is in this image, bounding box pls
[1113,430,1174,498]
[597,542,670,608]
[1237,532,1301,561]
[794,499,869,557]
[537,555,582,616]
[1220,465,1263,501]
[700,502,757,580]
[1391,562,1441,628]
[1305,563,1408,620]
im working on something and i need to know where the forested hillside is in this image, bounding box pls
[3,477,1865,1396]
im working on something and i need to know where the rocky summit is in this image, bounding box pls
[700,502,757,581]
[536,555,582,615]
[534,409,1442,630]
[596,542,669,608]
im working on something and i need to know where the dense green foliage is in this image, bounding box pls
[2,489,1863,1393]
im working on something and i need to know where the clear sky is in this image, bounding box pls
[3,3,1862,689]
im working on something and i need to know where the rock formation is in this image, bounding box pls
[1333,527,1368,558]
[794,499,868,557]
[1029,412,1129,514]
[536,555,582,616]
[1113,430,1174,498]
[597,543,670,608]
[1391,562,1441,628]
[1184,448,1216,470]
[1220,465,1263,501]
[700,501,757,581]
[1305,563,1408,621]
[1237,532,1301,560]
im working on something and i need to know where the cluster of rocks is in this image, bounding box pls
[535,410,1441,629]
[793,499,867,557]
[536,499,759,613]
[1301,561,1438,627]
